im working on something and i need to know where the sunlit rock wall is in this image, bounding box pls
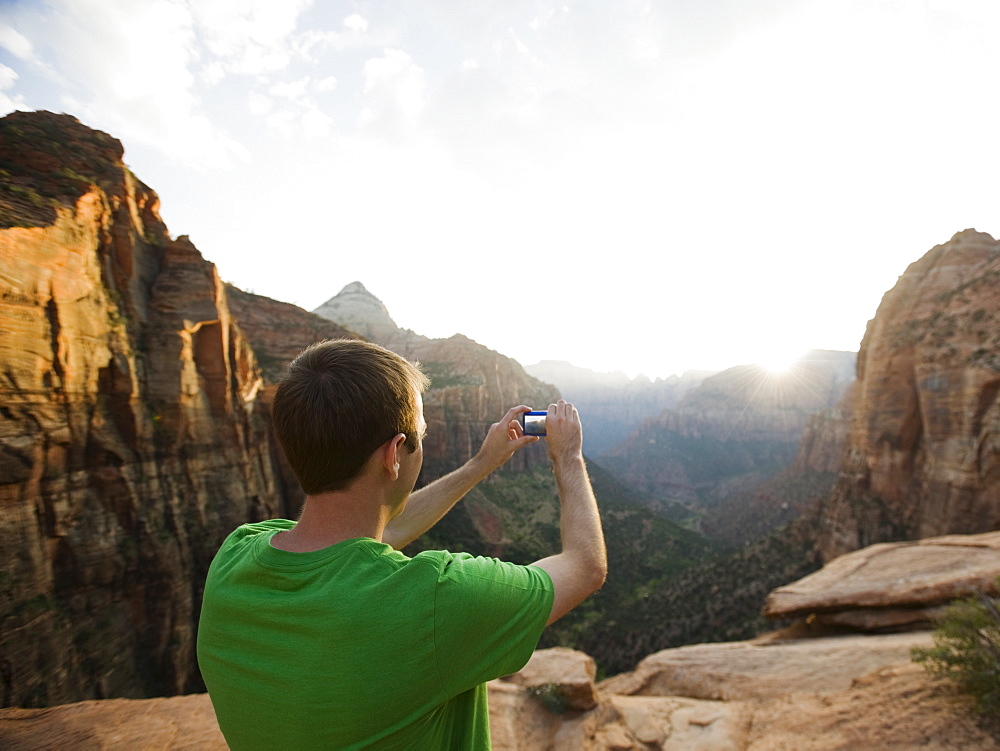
[0,112,283,706]
[816,229,1000,560]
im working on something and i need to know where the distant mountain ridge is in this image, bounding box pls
[597,351,856,532]
[524,360,714,455]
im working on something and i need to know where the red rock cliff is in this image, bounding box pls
[816,229,1000,560]
[0,112,284,707]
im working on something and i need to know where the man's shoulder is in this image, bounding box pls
[410,549,552,590]
[222,518,294,544]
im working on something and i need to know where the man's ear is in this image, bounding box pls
[383,433,406,480]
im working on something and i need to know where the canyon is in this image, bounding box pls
[1,111,999,746]
[596,351,856,542]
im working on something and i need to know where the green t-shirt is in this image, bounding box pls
[197,520,554,750]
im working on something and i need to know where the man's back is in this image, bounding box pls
[197,520,553,749]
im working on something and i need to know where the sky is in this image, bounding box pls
[1,0,998,379]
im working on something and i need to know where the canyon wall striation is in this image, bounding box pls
[816,229,1000,560]
[0,112,287,707]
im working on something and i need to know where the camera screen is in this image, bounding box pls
[522,411,547,436]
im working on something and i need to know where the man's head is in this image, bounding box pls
[272,339,430,495]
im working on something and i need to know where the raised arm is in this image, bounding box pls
[530,400,607,625]
[382,405,539,550]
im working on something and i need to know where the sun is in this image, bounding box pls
[755,349,804,374]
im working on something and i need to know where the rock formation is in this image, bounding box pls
[764,530,1000,630]
[0,112,287,707]
[223,284,360,513]
[312,281,402,342]
[816,229,1000,560]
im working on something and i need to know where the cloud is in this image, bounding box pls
[0,63,17,90]
[0,62,25,113]
[359,48,427,131]
[190,0,314,76]
[268,77,310,102]
[0,23,37,62]
[343,14,368,34]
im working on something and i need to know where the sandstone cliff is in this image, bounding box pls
[0,112,285,707]
[816,229,1000,560]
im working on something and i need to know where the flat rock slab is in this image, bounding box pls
[599,632,933,701]
[0,694,225,751]
[764,530,1000,619]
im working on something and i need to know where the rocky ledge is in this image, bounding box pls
[1,633,995,750]
[2,531,997,750]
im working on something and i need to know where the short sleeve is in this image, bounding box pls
[428,554,554,694]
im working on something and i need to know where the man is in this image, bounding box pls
[197,339,606,749]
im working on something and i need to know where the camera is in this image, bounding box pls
[520,411,547,436]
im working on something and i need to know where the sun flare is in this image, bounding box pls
[755,350,804,374]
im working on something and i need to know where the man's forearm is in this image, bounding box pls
[532,453,607,625]
[552,455,606,578]
[381,455,493,550]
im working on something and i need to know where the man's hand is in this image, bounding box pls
[471,405,540,474]
[542,399,583,465]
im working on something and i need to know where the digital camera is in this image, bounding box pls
[520,411,547,436]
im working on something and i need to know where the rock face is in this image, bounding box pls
[793,386,855,475]
[223,284,360,513]
[312,281,401,342]
[523,361,714,456]
[764,530,1000,630]
[0,112,285,706]
[816,229,1000,560]
[224,284,358,385]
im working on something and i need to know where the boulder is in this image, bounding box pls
[764,530,1000,628]
[499,647,599,711]
[599,632,931,701]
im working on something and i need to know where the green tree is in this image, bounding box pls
[912,579,1000,715]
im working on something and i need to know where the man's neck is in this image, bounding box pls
[271,485,391,553]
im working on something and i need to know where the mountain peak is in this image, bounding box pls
[312,282,399,342]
